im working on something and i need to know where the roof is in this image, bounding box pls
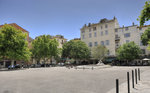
[0,23,29,33]
[137,25,150,28]
[115,24,150,29]
[80,17,116,30]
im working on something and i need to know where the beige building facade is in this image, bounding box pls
[80,17,150,57]
[115,24,150,56]
[80,17,120,56]
[52,35,67,48]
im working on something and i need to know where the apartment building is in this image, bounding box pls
[0,23,30,43]
[115,23,150,56]
[80,17,120,56]
[80,17,150,57]
[52,35,67,48]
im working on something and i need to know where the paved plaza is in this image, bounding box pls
[0,66,149,93]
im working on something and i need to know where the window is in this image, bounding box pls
[115,29,118,32]
[105,24,108,28]
[101,26,103,29]
[126,40,130,43]
[89,33,92,38]
[125,27,129,31]
[94,42,98,46]
[105,30,108,35]
[89,42,92,47]
[82,35,85,39]
[115,35,119,38]
[101,31,103,36]
[139,28,142,31]
[62,40,64,44]
[82,30,85,33]
[93,27,96,31]
[89,28,91,32]
[107,50,110,55]
[140,33,143,36]
[105,40,109,45]
[94,32,97,37]
[124,33,130,38]
[141,49,145,54]
[140,41,143,46]
[101,41,104,46]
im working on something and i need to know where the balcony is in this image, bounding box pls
[115,36,120,42]
[115,44,120,49]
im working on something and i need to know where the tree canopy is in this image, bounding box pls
[91,45,108,61]
[0,24,31,62]
[62,40,90,60]
[117,42,141,61]
[31,35,59,63]
[138,1,150,26]
[141,27,150,45]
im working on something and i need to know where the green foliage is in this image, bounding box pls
[117,42,142,61]
[141,27,150,45]
[0,24,31,61]
[31,35,59,62]
[62,40,90,60]
[91,45,108,60]
[147,41,150,50]
[138,1,150,26]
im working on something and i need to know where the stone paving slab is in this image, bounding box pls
[107,67,150,93]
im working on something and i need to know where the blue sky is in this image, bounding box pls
[0,0,149,40]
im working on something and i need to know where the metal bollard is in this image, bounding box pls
[116,79,119,93]
[127,72,130,93]
[132,70,134,88]
[135,69,137,84]
[138,68,140,81]
[92,66,93,70]
[75,66,77,69]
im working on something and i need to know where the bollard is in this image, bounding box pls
[132,70,134,88]
[138,68,140,81]
[92,66,93,70]
[83,67,85,70]
[116,79,119,93]
[135,69,137,84]
[75,66,77,69]
[127,72,130,93]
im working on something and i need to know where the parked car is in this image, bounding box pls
[8,65,15,69]
[15,64,21,69]
[57,62,65,66]
[35,64,41,68]
[30,64,35,68]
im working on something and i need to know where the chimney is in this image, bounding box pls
[114,16,116,20]
[132,22,134,26]
[88,23,91,27]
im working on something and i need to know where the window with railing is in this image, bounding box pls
[89,42,92,47]
[124,33,130,38]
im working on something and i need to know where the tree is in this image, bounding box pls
[91,45,108,61]
[117,42,141,61]
[62,40,90,61]
[0,24,31,63]
[141,27,150,45]
[31,35,59,64]
[138,1,150,26]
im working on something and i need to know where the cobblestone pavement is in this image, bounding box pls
[0,66,149,93]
